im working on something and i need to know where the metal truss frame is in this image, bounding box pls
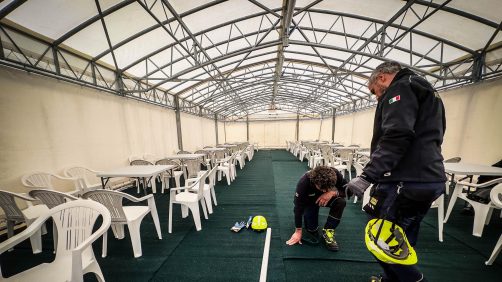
[0,0,500,120]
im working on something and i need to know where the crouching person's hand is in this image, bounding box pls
[286,228,302,245]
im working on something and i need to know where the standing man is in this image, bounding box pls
[286,166,348,251]
[347,61,446,282]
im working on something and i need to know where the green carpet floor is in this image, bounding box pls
[1,150,501,281]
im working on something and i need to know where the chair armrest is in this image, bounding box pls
[0,213,49,255]
[457,177,502,188]
[14,192,37,202]
[121,193,153,203]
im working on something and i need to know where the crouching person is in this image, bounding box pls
[286,166,348,251]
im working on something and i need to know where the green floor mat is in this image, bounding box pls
[1,150,501,282]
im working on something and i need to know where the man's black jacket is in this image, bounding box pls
[363,68,447,183]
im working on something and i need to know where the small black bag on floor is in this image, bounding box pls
[466,159,502,204]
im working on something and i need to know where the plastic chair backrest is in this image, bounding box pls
[444,157,461,163]
[82,190,129,223]
[50,199,111,257]
[0,190,27,221]
[29,189,78,209]
[195,170,210,197]
[207,165,219,187]
[64,167,98,189]
[130,160,153,166]
[186,159,203,178]
[186,170,209,199]
[155,158,180,169]
[214,150,227,160]
[21,172,54,189]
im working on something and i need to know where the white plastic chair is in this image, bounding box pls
[0,190,49,254]
[28,189,79,253]
[169,170,210,233]
[217,153,236,185]
[186,165,219,214]
[486,183,502,265]
[21,172,80,195]
[143,153,159,163]
[155,158,184,193]
[82,190,162,258]
[128,155,143,163]
[64,166,102,193]
[65,166,135,192]
[0,199,111,282]
[235,149,247,169]
[130,159,154,193]
[444,178,502,237]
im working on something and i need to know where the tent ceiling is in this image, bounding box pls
[0,0,501,120]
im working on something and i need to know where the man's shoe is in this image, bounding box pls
[301,229,320,245]
[322,228,339,251]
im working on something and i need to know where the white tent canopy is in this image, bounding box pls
[1,0,501,120]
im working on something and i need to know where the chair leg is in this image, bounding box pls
[6,221,14,252]
[27,222,42,254]
[52,221,58,254]
[437,195,444,242]
[444,183,463,223]
[174,175,181,189]
[200,199,208,219]
[485,208,494,225]
[472,205,492,237]
[181,205,189,218]
[486,234,502,265]
[127,219,144,258]
[211,187,217,206]
[168,200,173,234]
[111,224,125,239]
[102,231,108,258]
[204,190,213,214]
[7,220,14,238]
[85,259,106,282]
[188,203,202,231]
[162,176,169,194]
[149,201,162,239]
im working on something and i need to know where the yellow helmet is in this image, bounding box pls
[251,215,267,231]
[365,218,417,265]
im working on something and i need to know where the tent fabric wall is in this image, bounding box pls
[249,120,296,148]
[440,78,502,164]
[333,115,353,145]
[217,121,225,144]
[0,67,179,192]
[299,119,322,141]
[180,113,217,151]
[319,118,333,141]
[224,121,247,143]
